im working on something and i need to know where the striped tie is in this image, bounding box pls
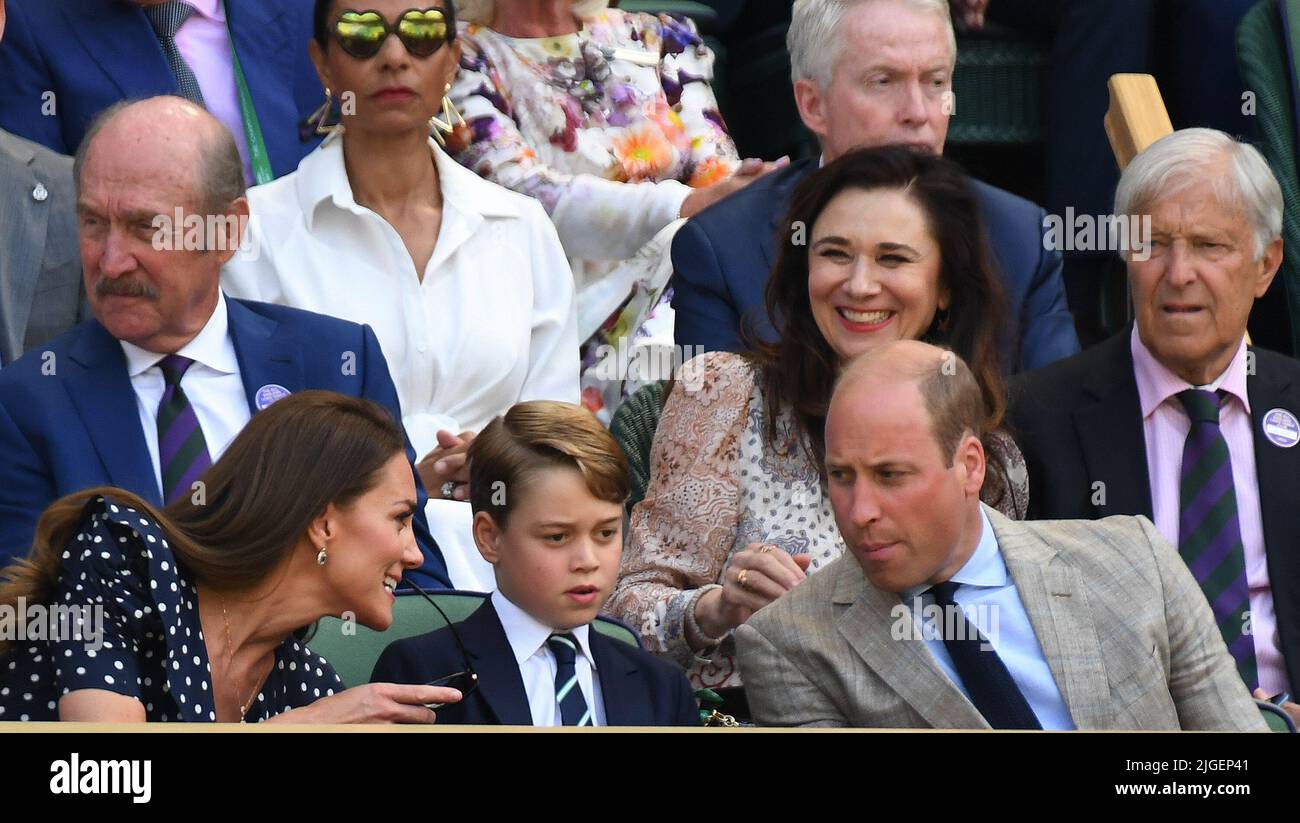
[547,633,592,727]
[1176,389,1256,688]
[157,354,212,505]
[144,2,207,106]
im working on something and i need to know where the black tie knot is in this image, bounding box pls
[546,633,579,666]
[1177,389,1223,425]
[927,580,961,607]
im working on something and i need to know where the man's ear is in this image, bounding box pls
[472,510,503,565]
[793,77,829,141]
[957,432,985,499]
[214,197,250,265]
[1254,235,1283,298]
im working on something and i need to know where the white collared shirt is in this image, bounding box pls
[119,292,249,498]
[491,590,605,727]
[220,132,580,461]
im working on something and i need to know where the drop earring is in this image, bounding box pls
[317,544,328,566]
[429,83,466,146]
[302,87,339,140]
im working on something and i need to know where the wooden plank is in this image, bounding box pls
[1104,73,1175,170]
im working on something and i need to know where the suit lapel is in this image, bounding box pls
[459,601,534,726]
[0,135,43,364]
[1072,332,1152,518]
[589,632,646,726]
[831,560,987,729]
[61,0,174,99]
[992,511,1115,729]
[1247,352,1300,689]
[64,323,161,504]
[225,298,304,415]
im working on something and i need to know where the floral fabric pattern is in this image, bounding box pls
[448,11,741,421]
[449,11,738,241]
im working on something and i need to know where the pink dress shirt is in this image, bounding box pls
[1131,327,1288,694]
[174,0,253,183]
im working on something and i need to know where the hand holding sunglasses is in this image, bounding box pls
[333,6,456,60]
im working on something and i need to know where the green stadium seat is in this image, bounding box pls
[308,590,641,688]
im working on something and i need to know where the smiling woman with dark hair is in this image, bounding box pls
[222,0,581,591]
[0,391,462,723]
[605,146,1028,708]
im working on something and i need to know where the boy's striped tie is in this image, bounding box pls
[547,633,591,727]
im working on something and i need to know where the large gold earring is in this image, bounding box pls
[308,87,339,136]
[429,83,466,146]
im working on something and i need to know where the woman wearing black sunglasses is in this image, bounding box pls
[0,392,462,723]
[222,1,581,591]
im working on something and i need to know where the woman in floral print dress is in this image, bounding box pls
[447,0,785,419]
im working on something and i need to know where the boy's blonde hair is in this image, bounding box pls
[468,401,629,526]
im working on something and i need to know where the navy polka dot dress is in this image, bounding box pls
[0,496,343,722]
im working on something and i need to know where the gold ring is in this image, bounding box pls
[736,569,749,589]
[758,545,773,555]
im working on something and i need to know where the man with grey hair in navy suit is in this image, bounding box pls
[671,0,1079,373]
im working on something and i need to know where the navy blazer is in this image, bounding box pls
[0,0,322,177]
[1008,330,1300,691]
[370,599,701,727]
[670,158,1080,372]
[0,296,450,588]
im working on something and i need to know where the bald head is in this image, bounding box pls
[824,340,989,593]
[75,96,250,354]
[74,97,245,216]
[832,340,985,466]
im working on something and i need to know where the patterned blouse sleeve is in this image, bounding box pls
[982,429,1030,520]
[448,27,695,261]
[652,13,741,182]
[604,352,754,669]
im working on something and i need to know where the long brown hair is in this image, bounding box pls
[745,145,1010,470]
[0,391,406,659]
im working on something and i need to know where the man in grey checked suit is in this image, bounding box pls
[735,340,1265,730]
[0,0,83,366]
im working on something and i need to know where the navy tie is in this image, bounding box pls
[547,633,592,726]
[928,581,1042,730]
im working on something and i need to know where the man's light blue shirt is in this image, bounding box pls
[902,505,1076,730]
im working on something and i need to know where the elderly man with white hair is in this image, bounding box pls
[670,0,1079,373]
[1010,128,1300,724]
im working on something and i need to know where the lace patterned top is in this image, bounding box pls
[603,352,1029,690]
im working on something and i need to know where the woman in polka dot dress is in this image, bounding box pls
[0,392,461,723]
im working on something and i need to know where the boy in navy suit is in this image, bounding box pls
[371,401,699,727]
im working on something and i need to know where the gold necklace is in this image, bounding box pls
[220,600,261,721]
